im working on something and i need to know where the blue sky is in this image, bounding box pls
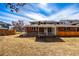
[0,3,79,24]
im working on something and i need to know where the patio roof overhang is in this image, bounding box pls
[25,24,79,28]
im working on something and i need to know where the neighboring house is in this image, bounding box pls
[0,21,11,29]
[60,20,79,25]
[24,20,79,37]
[0,21,16,36]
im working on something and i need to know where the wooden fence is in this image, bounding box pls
[0,29,16,36]
[57,31,79,37]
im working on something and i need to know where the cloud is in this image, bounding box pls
[0,3,79,24]
[23,3,79,22]
[0,11,32,25]
[25,12,48,21]
[38,3,59,14]
[38,3,51,13]
[0,16,13,21]
[20,3,59,22]
[21,4,40,13]
[67,13,79,20]
[48,4,79,21]
[0,11,30,21]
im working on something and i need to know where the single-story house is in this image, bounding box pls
[0,21,16,36]
[24,20,79,37]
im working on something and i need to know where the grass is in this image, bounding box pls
[16,32,23,34]
[0,34,79,56]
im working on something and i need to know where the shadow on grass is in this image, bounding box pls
[59,36,79,37]
[16,34,35,38]
[36,36,65,42]
[16,34,65,42]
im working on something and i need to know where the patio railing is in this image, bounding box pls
[37,32,55,36]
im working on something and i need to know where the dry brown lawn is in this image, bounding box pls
[0,33,79,56]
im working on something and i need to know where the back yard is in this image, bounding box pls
[0,33,79,56]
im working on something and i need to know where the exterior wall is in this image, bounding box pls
[25,27,38,32]
[56,27,79,36]
[25,27,32,33]
[25,27,45,33]
[39,27,44,33]
[25,27,38,36]
[25,26,79,37]
[25,27,56,36]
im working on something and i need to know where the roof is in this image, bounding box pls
[0,21,11,26]
[25,20,79,28]
[30,21,60,24]
[30,20,79,25]
[60,20,79,22]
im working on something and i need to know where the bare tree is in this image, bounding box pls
[12,20,24,32]
[6,3,26,12]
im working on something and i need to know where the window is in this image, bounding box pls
[48,28,52,32]
[32,27,35,31]
[58,27,64,31]
[77,28,79,32]
[64,27,76,31]
[66,27,70,31]
[58,27,77,31]
[70,27,76,31]
[32,27,38,31]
